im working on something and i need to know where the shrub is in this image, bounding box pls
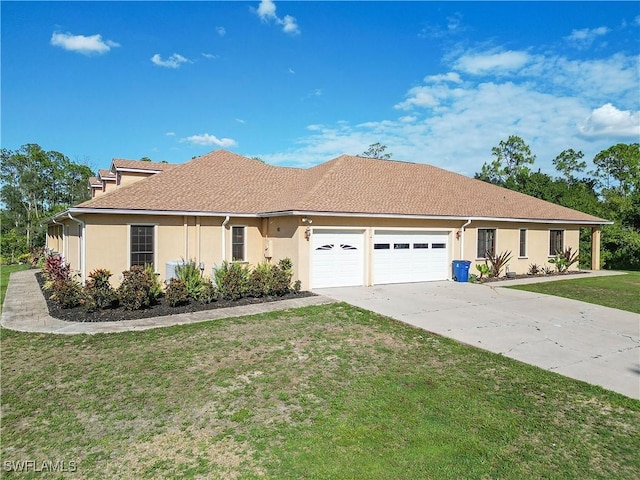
[549,247,579,273]
[528,263,542,275]
[214,261,249,301]
[51,278,85,309]
[144,264,164,300]
[485,250,513,278]
[175,259,204,300]
[164,278,189,307]
[475,263,490,280]
[42,253,71,283]
[270,258,293,296]
[543,266,554,275]
[247,262,273,297]
[117,265,156,310]
[85,269,117,310]
[196,277,218,304]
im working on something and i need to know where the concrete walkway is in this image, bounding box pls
[316,271,640,400]
[0,269,333,335]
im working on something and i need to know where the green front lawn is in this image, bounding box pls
[2,303,638,479]
[0,264,30,311]
[508,271,640,314]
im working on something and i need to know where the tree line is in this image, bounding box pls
[2,140,639,269]
[1,144,93,263]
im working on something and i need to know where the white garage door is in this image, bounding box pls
[311,230,365,288]
[373,231,449,284]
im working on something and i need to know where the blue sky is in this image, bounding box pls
[2,1,639,177]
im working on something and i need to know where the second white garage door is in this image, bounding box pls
[311,230,365,288]
[373,231,449,284]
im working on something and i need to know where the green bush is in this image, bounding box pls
[117,265,157,310]
[214,261,249,301]
[51,278,85,309]
[175,259,205,300]
[195,277,218,304]
[247,262,273,297]
[270,258,293,296]
[85,269,118,310]
[144,264,164,300]
[549,247,579,273]
[165,278,190,307]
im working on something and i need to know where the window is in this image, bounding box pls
[374,243,390,250]
[414,243,429,249]
[477,229,496,258]
[394,243,410,249]
[519,229,527,257]
[549,230,564,255]
[432,243,446,249]
[130,225,154,268]
[232,226,246,261]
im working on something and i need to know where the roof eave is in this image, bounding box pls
[257,210,612,225]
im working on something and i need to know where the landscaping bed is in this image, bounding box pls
[36,272,314,323]
[479,270,588,283]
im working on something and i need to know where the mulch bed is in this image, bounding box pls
[480,270,588,283]
[36,273,315,323]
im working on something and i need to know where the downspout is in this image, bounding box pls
[221,215,230,262]
[460,219,472,260]
[67,213,86,284]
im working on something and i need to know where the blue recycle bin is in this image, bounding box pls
[452,260,472,282]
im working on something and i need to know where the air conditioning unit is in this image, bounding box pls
[165,260,182,281]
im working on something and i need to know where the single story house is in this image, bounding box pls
[46,150,609,289]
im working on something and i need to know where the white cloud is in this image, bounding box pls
[455,50,532,75]
[216,26,226,37]
[151,53,190,69]
[181,133,237,148]
[253,0,300,35]
[578,103,640,138]
[202,53,217,60]
[424,72,463,84]
[565,26,609,48]
[50,31,120,55]
[235,118,246,124]
[165,132,176,137]
[288,67,296,74]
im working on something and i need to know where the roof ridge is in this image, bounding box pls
[296,155,348,207]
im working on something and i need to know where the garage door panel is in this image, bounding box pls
[311,231,365,288]
[373,231,449,284]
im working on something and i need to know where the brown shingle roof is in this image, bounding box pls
[111,159,176,173]
[98,169,116,180]
[75,150,607,224]
[88,176,101,187]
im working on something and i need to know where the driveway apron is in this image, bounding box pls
[315,281,640,400]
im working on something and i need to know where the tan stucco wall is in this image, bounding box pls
[52,212,588,289]
[63,214,266,286]
[103,181,117,194]
[463,222,581,275]
[118,171,153,187]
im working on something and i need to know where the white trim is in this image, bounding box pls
[115,167,165,174]
[257,210,610,225]
[50,208,612,226]
[59,208,256,219]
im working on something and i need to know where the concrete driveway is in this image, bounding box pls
[315,280,640,399]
